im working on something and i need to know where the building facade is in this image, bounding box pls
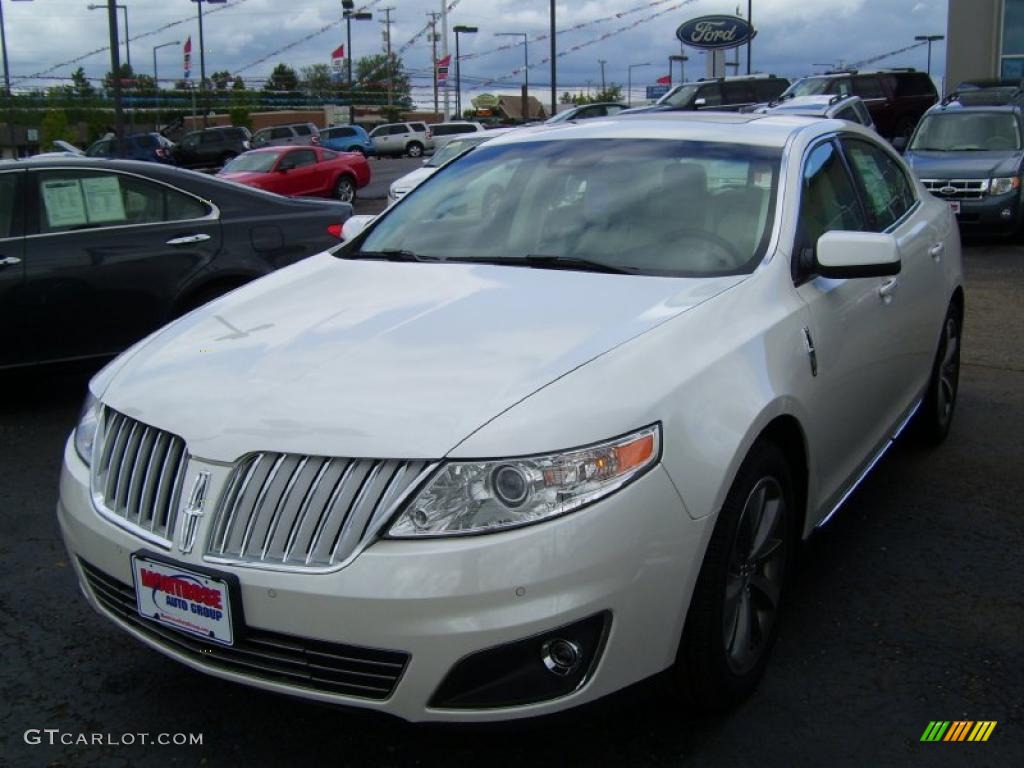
[947,0,1024,92]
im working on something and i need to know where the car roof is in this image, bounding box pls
[484,111,836,149]
[925,102,1022,116]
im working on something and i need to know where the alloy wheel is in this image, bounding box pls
[335,177,355,203]
[937,315,960,426]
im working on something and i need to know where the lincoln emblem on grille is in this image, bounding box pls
[179,471,210,554]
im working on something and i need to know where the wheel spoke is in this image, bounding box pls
[749,573,780,610]
[750,496,781,561]
[729,591,753,659]
[942,331,959,368]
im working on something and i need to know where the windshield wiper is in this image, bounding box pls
[450,254,636,274]
[346,249,438,262]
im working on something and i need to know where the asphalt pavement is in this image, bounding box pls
[1,239,1021,768]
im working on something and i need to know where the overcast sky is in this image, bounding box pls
[4,0,949,103]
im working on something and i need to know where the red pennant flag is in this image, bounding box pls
[436,54,452,84]
[331,44,345,60]
[183,36,192,79]
[657,74,671,85]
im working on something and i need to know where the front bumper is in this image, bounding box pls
[58,436,711,722]
[948,191,1023,234]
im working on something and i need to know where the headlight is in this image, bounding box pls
[387,425,660,537]
[989,176,1020,195]
[74,393,100,466]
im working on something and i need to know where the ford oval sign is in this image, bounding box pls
[676,15,756,50]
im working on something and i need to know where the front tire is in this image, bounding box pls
[915,301,962,444]
[673,441,795,712]
[334,175,356,203]
[406,142,423,158]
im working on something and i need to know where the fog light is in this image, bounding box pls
[541,638,582,676]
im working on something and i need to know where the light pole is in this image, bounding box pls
[453,24,477,117]
[342,0,372,124]
[496,32,528,119]
[915,34,945,77]
[549,0,556,117]
[598,59,607,93]
[627,62,650,108]
[669,53,688,86]
[746,0,752,75]
[152,40,178,130]
[88,3,130,72]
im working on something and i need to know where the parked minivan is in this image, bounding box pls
[626,75,790,114]
[251,123,320,149]
[368,122,434,157]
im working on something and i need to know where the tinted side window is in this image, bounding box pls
[199,131,221,145]
[86,140,112,157]
[388,125,408,136]
[270,127,292,139]
[853,76,885,100]
[722,82,753,104]
[328,127,356,138]
[37,170,209,233]
[289,149,317,168]
[835,106,858,122]
[797,141,866,264]
[753,80,786,101]
[605,105,625,115]
[696,84,722,106]
[828,78,853,97]
[0,172,23,238]
[410,123,427,133]
[294,125,312,136]
[895,73,937,98]
[134,135,158,149]
[842,138,915,231]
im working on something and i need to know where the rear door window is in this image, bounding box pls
[410,123,427,133]
[722,82,754,105]
[294,125,312,136]
[853,76,886,100]
[841,138,916,231]
[753,80,787,101]
[696,83,722,106]
[828,78,853,97]
[270,127,292,139]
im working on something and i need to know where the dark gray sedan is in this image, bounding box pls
[0,158,350,368]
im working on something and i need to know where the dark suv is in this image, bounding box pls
[781,68,937,141]
[624,75,790,114]
[85,132,174,163]
[172,126,252,169]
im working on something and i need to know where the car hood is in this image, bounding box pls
[906,150,1023,178]
[392,166,436,193]
[100,253,744,462]
[217,170,271,185]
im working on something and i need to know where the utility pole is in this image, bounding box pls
[598,59,607,93]
[746,0,752,75]
[441,0,449,119]
[196,0,208,126]
[549,0,556,117]
[427,11,441,117]
[107,0,124,154]
[380,6,395,107]
[343,1,372,125]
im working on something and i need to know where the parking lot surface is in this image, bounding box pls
[1,240,1021,768]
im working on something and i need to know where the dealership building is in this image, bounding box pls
[946,0,1024,91]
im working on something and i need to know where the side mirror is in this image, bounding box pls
[891,136,908,153]
[694,97,707,107]
[816,231,901,278]
[340,214,375,241]
[422,157,430,165]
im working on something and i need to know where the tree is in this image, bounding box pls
[228,107,252,129]
[131,74,157,96]
[211,70,233,90]
[351,53,411,107]
[174,78,192,91]
[301,63,335,99]
[231,76,246,91]
[264,63,298,92]
[564,85,623,106]
[40,110,78,149]
[71,67,95,98]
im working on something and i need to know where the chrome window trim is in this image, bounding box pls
[22,165,220,240]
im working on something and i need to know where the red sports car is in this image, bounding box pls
[218,145,371,203]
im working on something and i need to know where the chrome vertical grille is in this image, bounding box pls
[92,408,188,545]
[208,454,432,568]
[921,179,988,200]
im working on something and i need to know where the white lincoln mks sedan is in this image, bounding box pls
[59,113,963,722]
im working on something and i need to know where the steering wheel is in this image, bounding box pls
[987,135,1015,151]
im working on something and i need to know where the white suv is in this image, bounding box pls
[429,121,486,149]
[250,123,320,148]
[60,112,963,723]
[368,121,434,157]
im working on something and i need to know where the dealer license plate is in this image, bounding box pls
[131,556,234,645]
[949,200,961,215]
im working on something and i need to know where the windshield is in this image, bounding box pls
[427,136,489,167]
[222,152,279,172]
[658,84,700,107]
[783,78,832,97]
[355,139,781,277]
[910,112,1022,151]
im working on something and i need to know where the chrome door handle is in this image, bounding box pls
[166,234,211,245]
[0,256,21,266]
[878,278,899,302]
[929,242,944,261]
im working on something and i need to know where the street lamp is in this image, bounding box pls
[669,53,688,86]
[495,32,528,119]
[914,34,945,77]
[627,62,650,108]
[342,0,372,125]
[88,3,130,72]
[453,24,477,117]
[152,40,178,131]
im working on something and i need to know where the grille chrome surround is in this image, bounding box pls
[79,559,410,700]
[921,178,988,200]
[206,453,434,570]
[91,408,189,548]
